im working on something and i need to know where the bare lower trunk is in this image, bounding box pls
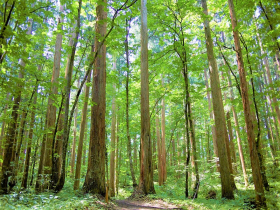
[138,0,155,195]
[22,86,38,189]
[83,0,106,195]
[204,69,219,171]
[109,60,117,197]
[74,68,92,190]
[124,20,137,187]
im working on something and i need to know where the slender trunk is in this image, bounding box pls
[161,78,167,183]
[21,86,38,189]
[124,20,137,187]
[156,113,163,186]
[74,68,92,190]
[71,90,79,175]
[188,105,199,198]
[228,0,266,206]
[227,72,249,187]
[0,93,10,164]
[109,61,117,197]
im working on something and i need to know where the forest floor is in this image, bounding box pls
[113,198,184,210]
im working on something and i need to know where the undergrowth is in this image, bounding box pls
[0,161,279,210]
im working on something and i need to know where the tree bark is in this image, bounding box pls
[161,78,167,183]
[202,0,234,199]
[21,85,38,189]
[83,0,107,195]
[156,113,163,186]
[74,68,92,190]
[138,0,155,195]
[55,0,82,192]
[227,72,249,187]
[109,60,117,197]
[203,69,219,171]
[228,0,266,206]
[124,19,137,188]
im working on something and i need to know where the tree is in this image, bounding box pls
[138,0,155,195]
[228,0,266,206]
[83,0,107,195]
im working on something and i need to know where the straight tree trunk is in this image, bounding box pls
[83,0,107,195]
[202,0,234,199]
[228,0,266,206]
[35,6,63,191]
[109,60,117,197]
[0,93,10,164]
[161,78,167,183]
[124,20,137,187]
[203,69,219,171]
[21,85,38,189]
[43,7,64,190]
[71,91,79,175]
[74,67,92,190]
[156,113,163,186]
[138,0,155,195]
[227,72,249,187]
[188,106,199,198]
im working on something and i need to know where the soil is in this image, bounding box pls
[113,199,183,210]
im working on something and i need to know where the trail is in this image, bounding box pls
[114,199,183,210]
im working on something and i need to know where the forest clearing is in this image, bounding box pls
[0,0,280,209]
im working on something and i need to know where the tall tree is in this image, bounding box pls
[125,18,137,187]
[55,0,82,191]
[109,58,117,197]
[201,0,234,199]
[36,4,64,192]
[83,0,107,195]
[139,0,155,195]
[228,0,266,206]
[74,64,92,190]
[161,77,167,183]
[0,17,33,194]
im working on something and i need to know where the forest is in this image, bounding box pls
[0,0,279,209]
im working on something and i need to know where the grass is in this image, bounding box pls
[0,162,279,210]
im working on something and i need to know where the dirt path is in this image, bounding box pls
[114,199,183,210]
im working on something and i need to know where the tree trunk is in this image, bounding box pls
[202,0,234,199]
[0,17,34,193]
[188,106,199,198]
[203,69,219,171]
[74,67,92,190]
[55,0,82,192]
[21,85,38,189]
[156,113,163,186]
[71,89,79,175]
[227,72,249,187]
[161,78,167,183]
[228,0,266,206]
[109,61,117,197]
[138,0,155,195]
[83,0,107,195]
[124,19,137,188]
